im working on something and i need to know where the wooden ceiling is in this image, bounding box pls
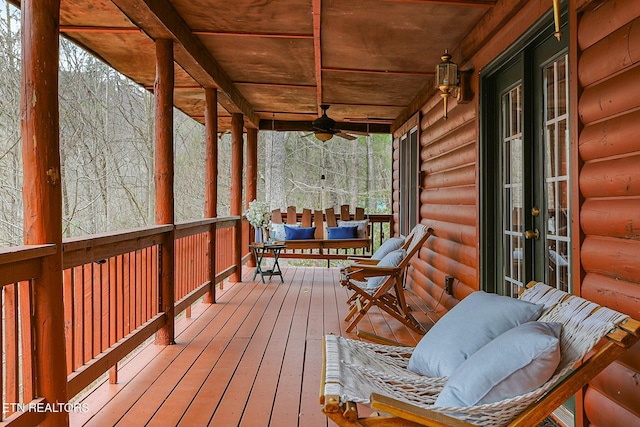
[31,0,494,133]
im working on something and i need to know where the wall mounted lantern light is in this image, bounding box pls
[435,49,459,120]
[553,0,562,40]
[435,49,474,120]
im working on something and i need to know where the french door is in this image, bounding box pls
[481,20,570,298]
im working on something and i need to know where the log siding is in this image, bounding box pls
[577,1,640,424]
[393,0,640,424]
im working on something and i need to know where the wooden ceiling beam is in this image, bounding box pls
[111,0,260,128]
[59,25,141,34]
[322,67,434,77]
[235,81,316,89]
[143,85,206,91]
[192,30,313,39]
[382,0,496,6]
[328,101,406,108]
[312,0,323,113]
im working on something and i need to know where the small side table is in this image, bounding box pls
[250,243,286,283]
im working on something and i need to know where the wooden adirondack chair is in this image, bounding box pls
[320,282,640,427]
[341,225,434,334]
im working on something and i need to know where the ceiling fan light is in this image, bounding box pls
[315,131,334,142]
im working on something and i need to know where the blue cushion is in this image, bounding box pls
[327,226,358,239]
[284,225,315,240]
[407,291,544,377]
[366,249,406,290]
[435,322,562,407]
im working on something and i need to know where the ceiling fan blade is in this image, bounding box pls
[336,131,357,141]
[341,129,369,136]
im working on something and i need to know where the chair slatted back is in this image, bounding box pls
[326,207,337,227]
[301,209,312,227]
[355,207,365,220]
[314,210,324,238]
[271,209,283,224]
[399,225,432,269]
[286,206,297,224]
[340,205,351,221]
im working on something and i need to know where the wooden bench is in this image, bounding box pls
[270,205,371,260]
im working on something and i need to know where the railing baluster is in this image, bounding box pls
[63,269,74,373]
[73,267,83,370]
[5,284,19,407]
[20,280,35,402]
[109,257,117,347]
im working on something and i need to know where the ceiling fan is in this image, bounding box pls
[310,105,360,141]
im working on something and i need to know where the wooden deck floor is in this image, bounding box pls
[70,264,436,427]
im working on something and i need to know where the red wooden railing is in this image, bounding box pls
[62,225,170,397]
[0,245,56,426]
[0,216,248,424]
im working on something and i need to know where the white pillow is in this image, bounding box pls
[435,322,562,407]
[371,237,405,260]
[366,249,406,291]
[407,291,544,377]
[270,223,298,241]
[338,219,369,238]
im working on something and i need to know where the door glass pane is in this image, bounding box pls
[544,55,570,292]
[399,136,408,235]
[502,85,523,297]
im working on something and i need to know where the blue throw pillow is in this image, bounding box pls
[284,225,315,240]
[337,220,369,238]
[371,237,405,260]
[435,322,561,407]
[327,226,358,239]
[366,249,406,290]
[407,291,544,377]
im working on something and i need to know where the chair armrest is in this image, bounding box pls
[347,257,379,265]
[370,393,478,427]
[344,265,399,282]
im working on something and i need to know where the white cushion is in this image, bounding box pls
[407,291,544,377]
[435,322,562,407]
[371,237,405,260]
[338,219,369,238]
[270,223,298,241]
[366,249,406,290]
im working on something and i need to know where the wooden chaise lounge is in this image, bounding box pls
[270,205,371,260]
[320,282,640,427]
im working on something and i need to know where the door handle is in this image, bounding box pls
[524,229,539,240]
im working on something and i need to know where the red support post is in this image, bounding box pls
[204,88,218,303]
[230,113,244,282]
[246,128,258,267]
[21,0,69,425]
[154,39,175,345]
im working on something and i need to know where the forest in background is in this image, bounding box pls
[0,1,391,247]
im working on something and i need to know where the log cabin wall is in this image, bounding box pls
[410,97,478,310]
[576,0,640,425]
[393,0,640,424]
[395,0,552,311]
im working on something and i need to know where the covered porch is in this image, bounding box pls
[3,0,640,426]
[68,265,431,427]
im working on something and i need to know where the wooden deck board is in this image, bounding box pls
[71,265,432,427]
